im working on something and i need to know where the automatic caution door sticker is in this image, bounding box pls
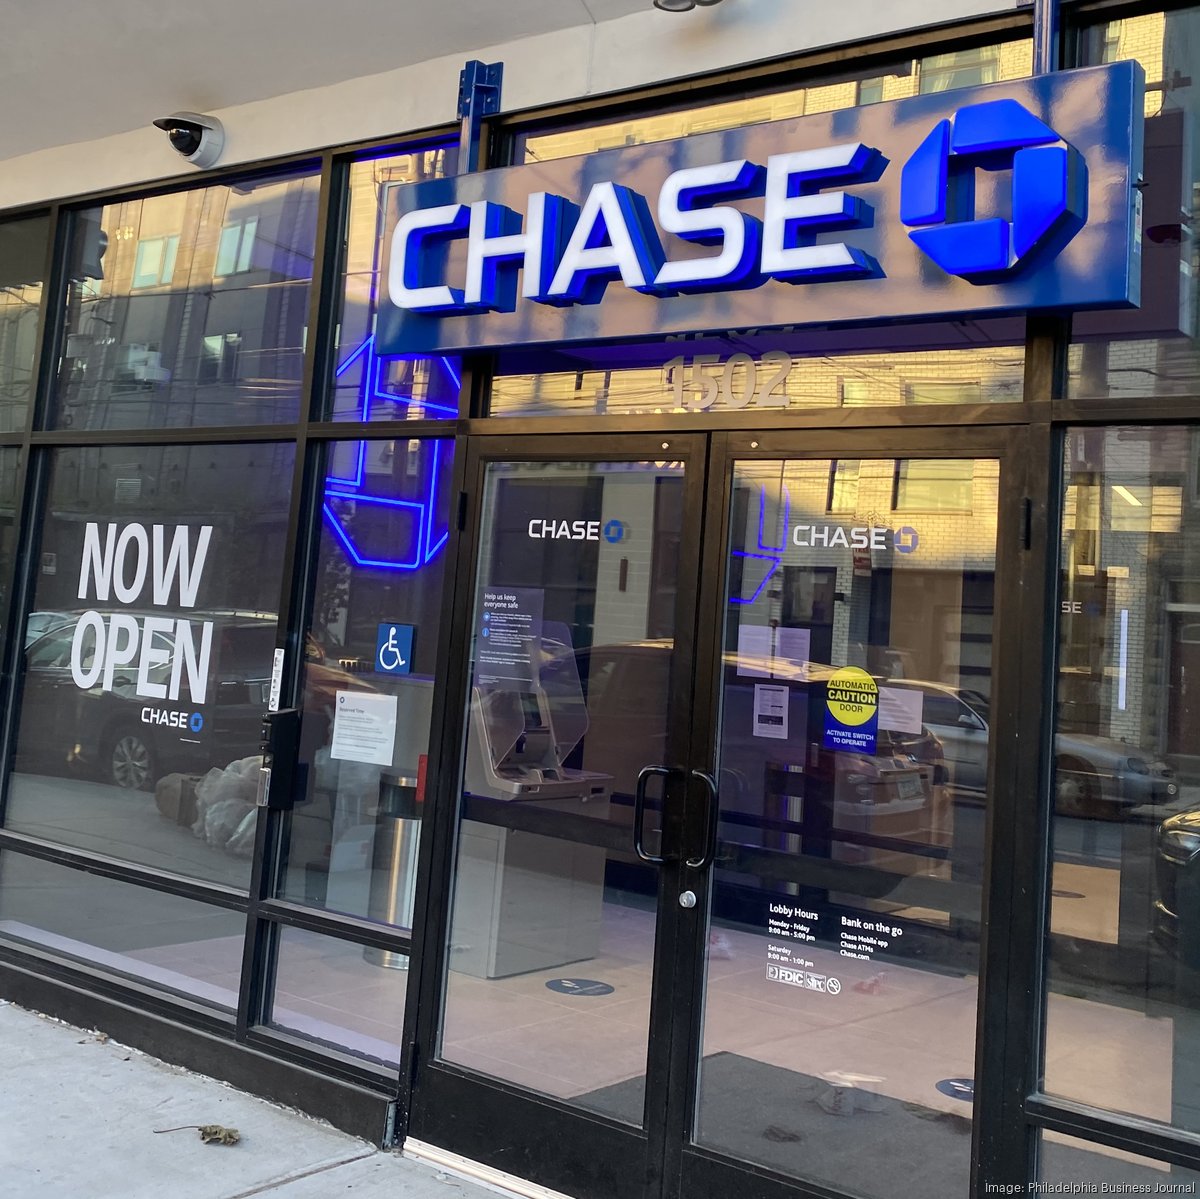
[822,666,878,754]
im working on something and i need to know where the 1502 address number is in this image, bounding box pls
[662,352,793,411]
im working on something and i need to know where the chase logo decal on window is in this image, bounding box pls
[376,63,1144,355]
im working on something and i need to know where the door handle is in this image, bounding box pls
[633,765,672,864]
[686,769,719,869]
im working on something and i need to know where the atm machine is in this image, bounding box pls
[453,649,613,980]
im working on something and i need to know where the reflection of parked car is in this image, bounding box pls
[23,610,72,647]
[18,611,277,790]
[885,680,1178,817]
[565,641,955,915]
[301,632,376,710]
[570,641,948,841]
[1154,808,1200,950]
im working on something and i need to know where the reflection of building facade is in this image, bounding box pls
[734,460,999,689]
[1,6,1200,1199]
[62,174,319,429]
[1061,427,1200,772]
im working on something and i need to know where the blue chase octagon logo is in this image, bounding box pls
[900,98,1088,280]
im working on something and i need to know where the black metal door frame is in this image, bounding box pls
[665,422,1039,1199]
[405,430,712,1199]
[404,419,1044,1199]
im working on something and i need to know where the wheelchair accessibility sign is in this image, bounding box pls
[375,623,414,675]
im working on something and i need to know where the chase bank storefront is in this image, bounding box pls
[1,7,1199,1199]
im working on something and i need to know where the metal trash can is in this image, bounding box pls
[364,773,420,970]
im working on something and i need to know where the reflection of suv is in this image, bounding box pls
[1152,806,1200,955]
[572,641,946,816]
[1154,807,1200,950]
[885,680,1178,818]
[18,611,276,790]
[567,642,953,907]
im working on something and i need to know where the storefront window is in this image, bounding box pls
[2,442,295,889]
[1069,10,1200,397]
[0,447,20,645]
[267,926,408,1065]
[1043,426,1200,1134]
[51,168,320,429]
[0,215,49,434]
[489,344,1025,418]
[277,438,455,924]
[0,852,244,1009]
[329,145,461,422]
[1039,1132,1200,1190]
[517,40,1032,162]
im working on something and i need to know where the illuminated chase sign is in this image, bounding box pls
[377,62,1144,355]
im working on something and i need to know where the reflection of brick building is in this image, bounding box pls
[1070,10,1200,396]
[1062,427,1200,773]
[333,147,456,421]
[60,173,319,430]
[0,215,48,434]
[732,458,999,693]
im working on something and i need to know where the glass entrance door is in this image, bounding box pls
[411,432,1012,1199]
[439,453,688,1121]
[409,433,709,1197]
[678,446,1002,1199]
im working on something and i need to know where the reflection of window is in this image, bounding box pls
[840,378,873,406]
[906,380,983,405]
[919,47,1000,92]
[27,627,76,668]
[1044,421,1200,1138]
[894,459,974,510]
[828,460,860,511]
[215,217,258,276]
[132,235,178,288]
[6,441,295,896]
[56,169,318,430]
[781,567,837,630]
[1109,481,1183,532]
[520,40,1030,163]
[920,691,974,727]
[1101,20,1123,62]
[857,76,888,106]
[198,333,241,385]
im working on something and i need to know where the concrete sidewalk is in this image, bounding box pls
[0,1000,508,1199]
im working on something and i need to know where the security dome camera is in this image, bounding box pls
[151,111,224,169]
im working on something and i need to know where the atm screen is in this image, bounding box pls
[518,691,546,729]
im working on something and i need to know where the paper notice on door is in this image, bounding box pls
[737,625,772,677]
[331,690,398,766]
[753,683,789,740]
[878,686,923,734]
[774,627,811,679]
[737,625,811,680]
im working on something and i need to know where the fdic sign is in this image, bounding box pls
[378,63,1144,356]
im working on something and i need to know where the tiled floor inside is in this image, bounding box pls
[0,785,1183,1173]
[25,869,1166,1132]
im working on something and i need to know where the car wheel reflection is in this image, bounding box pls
[1054,756,1102,818]
[108,729,156,791]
